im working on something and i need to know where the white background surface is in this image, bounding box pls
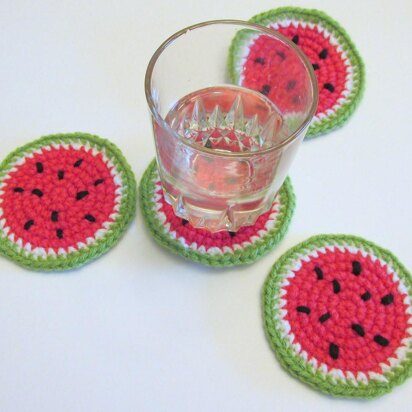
[0,0,411,411]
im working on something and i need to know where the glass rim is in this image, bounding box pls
[144,19,319,157]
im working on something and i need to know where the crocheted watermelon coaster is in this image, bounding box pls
[263,234,412,398]
[139,160,295,267]
[0,132,136,271]
[228,7,365,138]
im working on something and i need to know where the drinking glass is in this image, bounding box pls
[145,20,318,232]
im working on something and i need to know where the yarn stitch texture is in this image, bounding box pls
[0,132,136,271]
[263,234,412,398]
[228,7,365,138]
[139,160,295,267]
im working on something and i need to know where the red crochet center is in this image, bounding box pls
[0,145,118,250]
[157,183,278,248]
[241,23,348,115]
[284,248,411,374]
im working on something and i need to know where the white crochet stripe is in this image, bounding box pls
[151,174,281,255]
[273,241,412,384]
[236,19,355,123]
[236,33,261,85]
[0,142,124,258]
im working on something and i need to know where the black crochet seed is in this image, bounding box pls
[73,159,83,168]
[261,84,271,96]
[286,80,297,90]
[324,83,335,93]
[94,179,104,186]
[276,50,286,60]
[381,294,394,305]
[352,261,362,276]
[51,211,59,222]
[181,219,189,226]
[292,35,299,44]
[13,187,24,193]
[314,266,324,280]
[319,313,331,323]
[329,343,339,359]
[205,139,212,149]
[85,214,96,223]
[319,48,328,59]
[352,323,365,337]
[56,228,64,239]
[24,219,34,230]
[312,63,320,70]
[332,279,341,294]
[374,335,389,347]
[361,291,372,301]
[58,170,65,180]
[254,57,265,64]
[76,191,89,200]
[296,306,311,314]
[32,188,43,197]
[36,162,44,173]
[228,231,236,238]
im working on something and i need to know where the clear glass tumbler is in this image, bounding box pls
[145,20,318,232]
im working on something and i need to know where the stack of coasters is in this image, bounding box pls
[0,132,136,271]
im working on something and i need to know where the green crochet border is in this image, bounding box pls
[227,7,366,139]
[0,132,137,271]
[139,159,295,267]
[263,234,412,398]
